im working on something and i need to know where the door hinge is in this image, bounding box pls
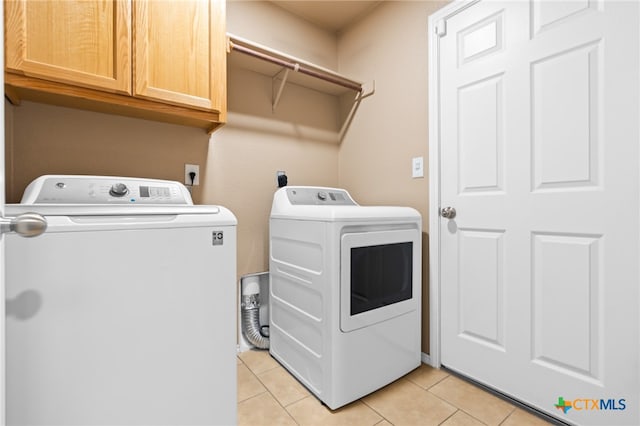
[436,19,447,37]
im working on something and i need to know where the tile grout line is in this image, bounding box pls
[359,398,393,425]
[241,365,281,376]
[238,350,281,375]
[404,378,491,425]
[253,368,303,408]
[428,390,509,426]
[237,354,299,424]
[236,356,546,426]
[237,388,270,406]
[451,408,492,426]
[237,382,269,405]
[406,372,451,391]
[427,374,520,425]
[497,406,518,425]
[250,362,301,425]
[424,388,487,424]
[434,371,555,425]
[239,354,538,426]
[237,361,270,404]
[250,360,312,410]
[359,377,412,425]
[437,409,462,426]
[282,394,311,409]
[359,369,454,425]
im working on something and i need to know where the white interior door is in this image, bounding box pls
[438,1,639,424]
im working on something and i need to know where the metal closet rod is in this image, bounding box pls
[229,41,363,93]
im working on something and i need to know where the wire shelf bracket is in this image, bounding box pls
[228,34,375,140]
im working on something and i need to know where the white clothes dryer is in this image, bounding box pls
[269,186,421,409]
[5,175,237,425]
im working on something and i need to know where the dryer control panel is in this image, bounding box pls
[20,175,193,205]
[286,187,356,206]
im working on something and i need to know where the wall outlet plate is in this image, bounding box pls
[276,170,286,186]
[185,164,200,186]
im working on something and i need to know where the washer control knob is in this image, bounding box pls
[317,191,327,201]
[109,183,129,197]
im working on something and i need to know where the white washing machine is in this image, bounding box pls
[269,186,421,409]
[5,175,237,425]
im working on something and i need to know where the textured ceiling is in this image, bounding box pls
[270,1,383,33]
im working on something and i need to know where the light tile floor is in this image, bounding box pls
[237,350,554,426]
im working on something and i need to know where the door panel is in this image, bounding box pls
[532,232,601,380]
[458,75,504,193]
[532,1,597,37]
[457,229,505,350]
[439,1,639,424]
[532,41,600,190]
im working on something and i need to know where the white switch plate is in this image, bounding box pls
[185,164,200,186]
[412,157,424,178]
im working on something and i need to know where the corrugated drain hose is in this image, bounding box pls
[241,277,269,349]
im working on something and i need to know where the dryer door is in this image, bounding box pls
[340,229,420,333]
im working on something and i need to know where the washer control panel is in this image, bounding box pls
[286,187,356,206]
[21,175,192,205]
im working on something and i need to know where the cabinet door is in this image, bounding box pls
[5,0,132,94]
[134,0,226,112]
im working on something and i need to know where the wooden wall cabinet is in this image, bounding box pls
[4,0,227,132]
[5,0,132,94]
[134,0,226,112]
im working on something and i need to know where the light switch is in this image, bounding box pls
[412,157,424,178]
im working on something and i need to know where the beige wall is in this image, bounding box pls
[209,0,341,277]
[337,0,447,208]
[5,101,210,204]
[337,0,449,354]
[4,0,449,356]
[227,0,337,69]
[5,0,341,282]
[205,66,340,277]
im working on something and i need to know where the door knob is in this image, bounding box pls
[441,207,456,219]
[0,213,48,237]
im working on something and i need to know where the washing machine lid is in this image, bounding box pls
[270,186,421,222]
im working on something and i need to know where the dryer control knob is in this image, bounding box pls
[109,183,129,197]
[317,191,327,201]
